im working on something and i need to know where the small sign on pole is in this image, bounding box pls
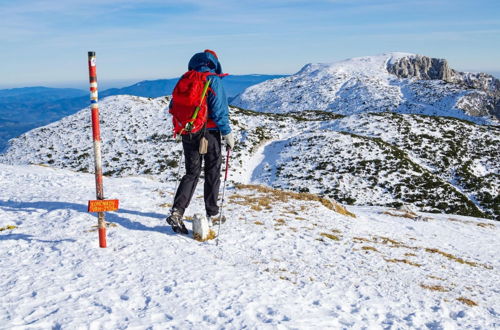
[88,199,119,213]
[87,51,119,248]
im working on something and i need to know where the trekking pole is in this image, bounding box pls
[173,149,184,194]
[216,148,231,246]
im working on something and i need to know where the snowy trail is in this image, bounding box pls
[1,164,499,328]
[239,125,309,185]
[248,139,290,185]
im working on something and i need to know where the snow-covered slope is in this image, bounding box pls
[231,53,499,124]
[0,96,176,177]
[1,164,499,328]
[1,95,498,219]
[254,112,498,218]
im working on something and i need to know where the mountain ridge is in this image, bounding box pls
[0,74,286,151]
[231,53,499,123]
[1,95,497,219]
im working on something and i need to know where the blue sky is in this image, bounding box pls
[1,0,499,88]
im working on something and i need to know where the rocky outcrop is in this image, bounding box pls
[388,55,500,120]
[388,55,454,81]
[456,92,499,118]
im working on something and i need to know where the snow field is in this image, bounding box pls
[1,164,499,328]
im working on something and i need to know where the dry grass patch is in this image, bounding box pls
[385,258,422,267]
[457,297,478,306]
[159,202,171,208]
[229,194,272,212]
[352,235,490,269]
[234,184,356,218]
[274,219,286,228]
[376,236,413,248]
[383,210,418,219]
[353,237,371,243]
[427,275,445,281]
[361,246,379,252]
[295,216,306,221]
[320,232,340,241]
[353,235,416,250]
[250,204,262,211]
[448,218,494,229]
[194,229,217,242]
[424,248,482,268]
[0,225,17,231]
[420,284,450,292]
[477,223,495,228]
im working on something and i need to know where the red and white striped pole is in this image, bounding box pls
[88,51,107,248]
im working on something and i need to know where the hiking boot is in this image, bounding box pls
[166,209,188,234]
[207,214,226,228]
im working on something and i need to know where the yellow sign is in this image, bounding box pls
[88,199,119,212]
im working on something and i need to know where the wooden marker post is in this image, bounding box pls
[87,51,119,248]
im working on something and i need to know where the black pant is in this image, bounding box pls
[172,130,222,216]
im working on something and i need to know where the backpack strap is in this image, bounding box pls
[204,72,228,96]
[180,78,211,135]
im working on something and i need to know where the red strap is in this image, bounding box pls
[204,49,218,59]
[204,72,229,78]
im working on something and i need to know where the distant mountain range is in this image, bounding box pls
[0,86,87,104]
[0,74,286,151]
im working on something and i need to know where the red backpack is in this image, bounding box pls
[169,70,214,136]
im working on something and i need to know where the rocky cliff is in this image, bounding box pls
[387,55,500,119]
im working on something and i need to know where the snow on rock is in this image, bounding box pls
[0,163,499,328]
[231,53,499,123]
[325,112,499,218]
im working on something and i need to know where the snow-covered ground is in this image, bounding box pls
[1,164,499,328]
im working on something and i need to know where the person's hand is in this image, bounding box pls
[222,132,235,150]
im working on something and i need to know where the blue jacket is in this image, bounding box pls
[186,52,231,135]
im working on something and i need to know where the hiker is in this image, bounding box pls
[166,49,234,234]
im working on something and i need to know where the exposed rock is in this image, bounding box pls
[387,55,454,81]
[388,55,500,120]
[456,92,498,118]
